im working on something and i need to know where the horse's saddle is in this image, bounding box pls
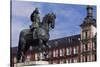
[32,27,48,40]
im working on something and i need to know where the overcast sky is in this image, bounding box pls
[11,1,96,47]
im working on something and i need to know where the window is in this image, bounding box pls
[85,31,88,39]
[66,48,68,55]
[81,45,83,53]
[53,50,56,57]
[62,48,65,56]
[83,56,86,62]
[35,53,38,60]
[81,55,85,62]
[73,46,79,54]
[73,47,76,54]
[40,52,43,60]
[93,42,96,50]
[87,55,90,62]
[83,45,86,52]
[70,48,72,55]
[82,45,84,52]
[60,49,63,56]
[80,55,83,62]
[37,53,43,60]
[26,55,30,61]
[73,57,78,63]
[55,49,58,57]
[46,53,49,58]
[92,54,96,61]
[88,43,91,51]
[48,51,52,58]
[66,48,70,55]
[14,57,17,63]
[82,32,85,39]
[82,31,89,39]
[37,53,40,60]
[66,59,68,63]
[78,38,80,40]
[42,52,45,59]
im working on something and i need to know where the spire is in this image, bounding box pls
[80,5,96,27]
[86,5,93,18]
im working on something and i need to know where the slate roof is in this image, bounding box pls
[11,34,80,56]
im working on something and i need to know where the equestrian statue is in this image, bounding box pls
[16,8,56,63]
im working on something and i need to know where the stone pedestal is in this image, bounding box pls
[14,61,49,67]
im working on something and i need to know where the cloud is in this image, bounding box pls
[12,1,44,19]
[48,5,83,40]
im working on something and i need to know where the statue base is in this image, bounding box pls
[14,61,49,67]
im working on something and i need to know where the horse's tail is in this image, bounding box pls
[16,31,23,62]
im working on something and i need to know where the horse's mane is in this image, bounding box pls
[42,14,49,24]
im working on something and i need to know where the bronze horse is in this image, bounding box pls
[16,13,56,63]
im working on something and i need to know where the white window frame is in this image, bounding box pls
[60,49,63,56]
[66,59,68,63]
[73,47,76,54]
[83,56,86,62]
[82,32,85,39]
[74,46,78,54]
[68,58,72,63]
[40,52,43,60]
[81,45,83,53]
[66,48,70,55]
[93,42,96,50]
[14,57,17,63]
[88,43,91,51]
[35,53,38,61]
[92,54,95,61]
[83,45,86,52]
[53,50,56,57]
[80,55,83,62]
[55,49,58,57]
[87,55,90,62]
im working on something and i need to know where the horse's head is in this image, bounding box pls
[46,12,56,29]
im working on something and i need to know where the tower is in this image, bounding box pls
[80,5,96,62]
